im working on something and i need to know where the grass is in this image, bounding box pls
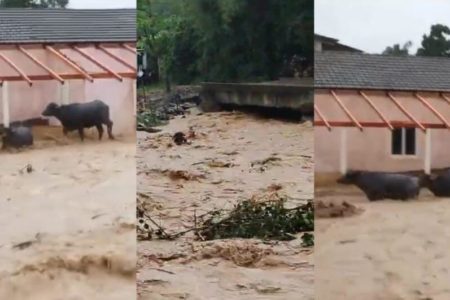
[137,82,166,95]
[137,110,167,128]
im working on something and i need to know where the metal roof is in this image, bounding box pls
[0,9,136,44]
[0,43,137,85]
[314,89,450,131]
[315,51,450,92]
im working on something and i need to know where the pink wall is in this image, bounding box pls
[315,89,450,173]
[84,78,135,135]
[0,79,135,135]
[0,81,64,122]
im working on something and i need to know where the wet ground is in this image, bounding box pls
[137,110,314,300]
[0,130,136,300]
[315,184,450,300]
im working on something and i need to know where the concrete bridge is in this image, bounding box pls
[199,78,313,114]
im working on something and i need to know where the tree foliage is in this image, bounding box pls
[417,24,450,57]
[0,0,68,8]
[138,0,313,87]
[382,41,412,56]
[138,0,189,90]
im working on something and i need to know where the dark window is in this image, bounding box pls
[405,128,416,155]
[391,127,416,155]
[391,128,402,155]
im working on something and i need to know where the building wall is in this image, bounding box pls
[0,78,135,136]
[84,78,135,135]
[315,89,450,174]
[0,81,65,124]
[316,126,450,173]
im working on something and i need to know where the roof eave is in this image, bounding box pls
[315,85,450,94]
[0,39,137,45]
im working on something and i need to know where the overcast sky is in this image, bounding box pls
[68,0,136,9]
[315,0,450,54]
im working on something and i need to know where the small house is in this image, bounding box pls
[0,8,136,135]
[315,50,450,179]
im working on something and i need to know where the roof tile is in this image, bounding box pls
[315,51,450,92]
[0,9,136,44]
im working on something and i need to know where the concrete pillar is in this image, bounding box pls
[424,129,431,174]
[133,79,136,116]
[62,81,70,105]
[57,83,62,105]
[2,81,10,128]
[340,127,347,174]
[143,51,148,70]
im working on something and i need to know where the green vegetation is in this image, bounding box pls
[383,24,450,57]
[197,199,314,243]
[138,198,314,246]
[138,0,313,91]
[137,81,166,94]
[382,41,412,56]
[137,110,166,128]
[417,24,450,57]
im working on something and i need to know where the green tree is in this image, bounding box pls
[0,0,32,6]
[0,0,68,8]
[417,24,450,57]
[138,0,313,87]
[138,0,187,91]
[41,0,68,8]
[382,41,412,56]
[186,0,312,81]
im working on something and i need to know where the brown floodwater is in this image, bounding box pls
[0,133,136,300]
[137,111,314,300]
[316,185,450,300]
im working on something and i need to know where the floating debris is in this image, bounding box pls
[163,169,206,181]
[172,132,188,145]
[207,160,234,168]
[197,199,314,242]
[251,156,282,172]
[137,111,166,133]
[19,163,33,175]
[315,200,363,218]
[137,197,314,246]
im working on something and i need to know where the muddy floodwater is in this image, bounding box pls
[316,185,450,300]
[137,111,314,300]
[0,132,136,300]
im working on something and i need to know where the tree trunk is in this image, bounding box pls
[165,75,171,93]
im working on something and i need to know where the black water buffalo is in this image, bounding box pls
[42,100,114,141]
[337,170,421,201]
[421,170,450,197]
[1,126,33,149]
